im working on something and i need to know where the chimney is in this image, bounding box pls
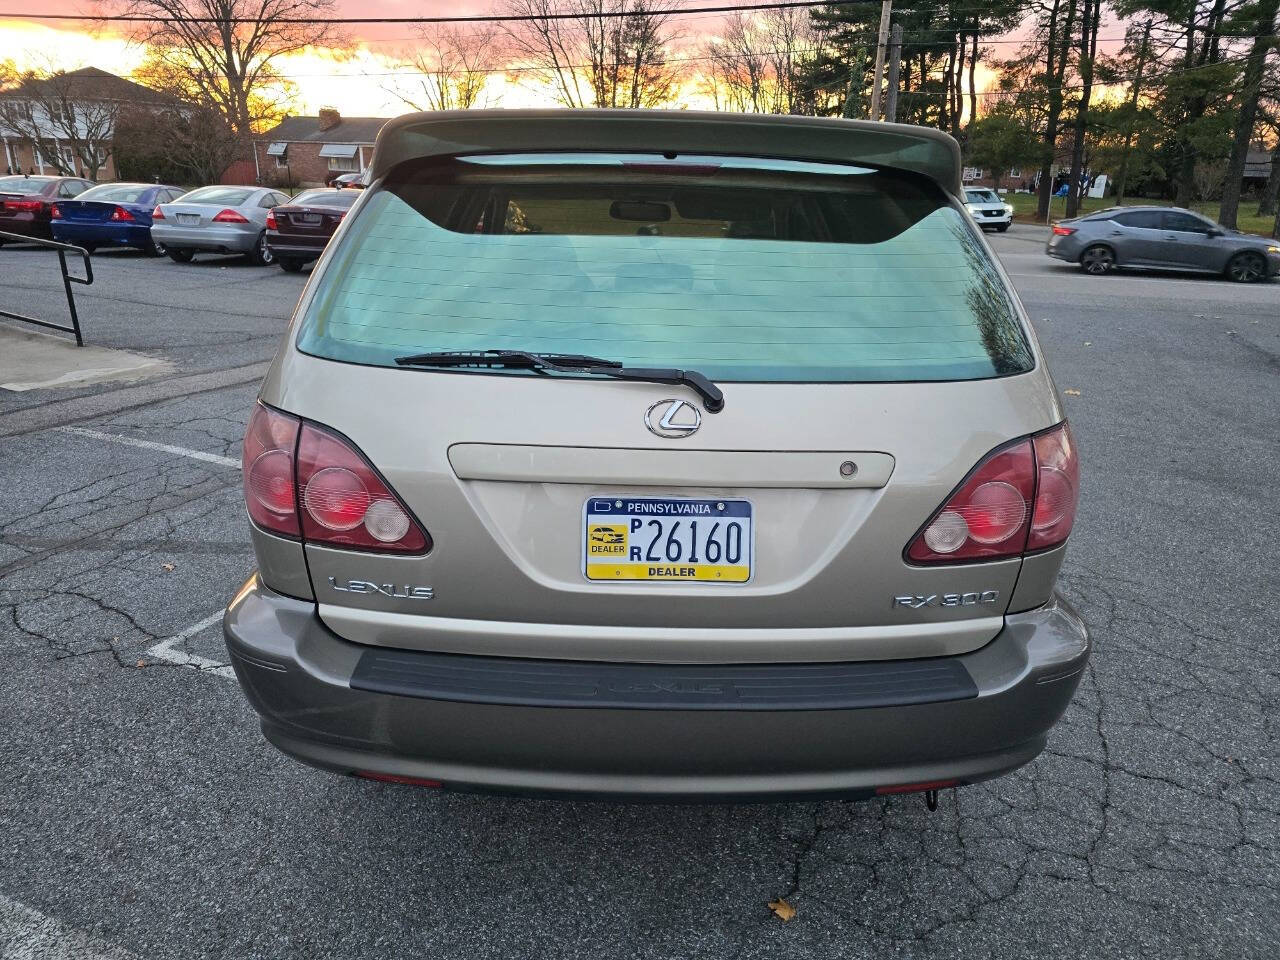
[317,107,340,131]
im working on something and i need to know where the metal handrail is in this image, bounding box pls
[0,231,93,346]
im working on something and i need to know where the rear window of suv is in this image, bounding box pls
[297,153,1034,383]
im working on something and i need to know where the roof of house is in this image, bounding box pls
[1244,149,1274,178]
[262,115,389,145]
[1,67,184,106]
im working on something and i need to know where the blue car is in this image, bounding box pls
[51,182,186,256]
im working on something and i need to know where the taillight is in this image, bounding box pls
[242,404,301,537]
[152,206,165,219]
[241,403,430,552]
[50,203,62,219]
[212,208,248,223]
[906,423,1079,564]
[265,211,277,230]
[1028,423,1079,551]
[1052,224,1076,236]
[110,205,135,222]
[296,423,429,552]
[4,199,42,212]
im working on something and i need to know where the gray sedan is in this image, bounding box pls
[1046,205,1280,281]
[152,185,291,265]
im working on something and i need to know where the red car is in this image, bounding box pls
[0,174,96,243]
[264,187,361,272]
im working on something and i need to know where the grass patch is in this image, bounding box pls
[1002,191,1276,236]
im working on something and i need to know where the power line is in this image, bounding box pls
[0,1,1092,26]
[0,1,875,25]
[276,45,1255,94]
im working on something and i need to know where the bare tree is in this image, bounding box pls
[701,9,816,114]
[388,24,500,112]
[109,0,345,135]
[0,59,119,178]
[500,0,683,108]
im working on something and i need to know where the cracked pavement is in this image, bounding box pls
[1,225,1277,958]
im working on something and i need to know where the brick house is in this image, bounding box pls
[0,67,183,182]
[252,109,387,188]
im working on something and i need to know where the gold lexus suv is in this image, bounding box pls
[224,110,1088,801]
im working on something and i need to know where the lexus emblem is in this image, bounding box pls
[645,399,701,438]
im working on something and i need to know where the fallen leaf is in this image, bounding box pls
[1063,389,1082,396]
[162,563,176,572]
[768,899,797,922]
[136,660,147,668]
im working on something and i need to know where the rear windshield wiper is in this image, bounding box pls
[394,349,725,413]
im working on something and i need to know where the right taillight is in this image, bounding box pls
[1052,224,1076,236]
[241,403,431,553]
[1028,422,1079,551]
[907,422,1078,564]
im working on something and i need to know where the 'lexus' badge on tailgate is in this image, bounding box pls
[645,399,701,438]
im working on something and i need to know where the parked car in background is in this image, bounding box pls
[51,182,184,256]
[328,172,366,189]
[225,109,1088,803]
[265,187,362,272]
[963,187,1012,232]
[151,185,290,265]
[0,174,95,243]
[1047,205,1280,281]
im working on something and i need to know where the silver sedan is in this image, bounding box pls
[151,185,291,265]
[1046,205,1280,281]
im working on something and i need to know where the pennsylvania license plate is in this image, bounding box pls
[583,497,753,583]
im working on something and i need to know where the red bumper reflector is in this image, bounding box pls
[875,779,959,796]
[355,771,443,788]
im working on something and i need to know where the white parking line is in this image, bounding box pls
[145,612,235,679]
[60,426,239,469]
[0,894,140,960]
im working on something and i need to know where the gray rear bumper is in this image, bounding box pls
[223,576,1089,799]
[150,223,257,252]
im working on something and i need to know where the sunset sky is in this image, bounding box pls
[0,2,1127,121]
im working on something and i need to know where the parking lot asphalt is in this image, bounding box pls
[1,225,1278,959]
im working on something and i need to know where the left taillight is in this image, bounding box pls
[906,422,1079,564]
[241,403,430,553]
[265,211,277,230]
[242,403,301,537]
[152,206,166,220]
[296,423,429,553]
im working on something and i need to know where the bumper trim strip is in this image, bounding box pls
[349,648,978,711]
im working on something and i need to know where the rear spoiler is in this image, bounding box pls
[367,109,963,196]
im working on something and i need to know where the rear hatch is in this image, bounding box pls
[261,131,1064,663]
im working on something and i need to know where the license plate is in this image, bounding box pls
[296,213,321,225]
[176,213,199,225]
[583,497,752,583]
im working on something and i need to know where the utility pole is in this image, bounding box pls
[884,22,902,123]
[869,0,893,121]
